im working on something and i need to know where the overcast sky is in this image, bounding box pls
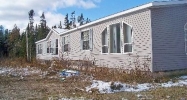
[0,0,152,32]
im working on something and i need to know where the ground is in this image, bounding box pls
[0,66,187,100]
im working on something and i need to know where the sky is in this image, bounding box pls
[0,0,154,32]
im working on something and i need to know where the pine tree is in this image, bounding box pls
[0,25,4,57]
[78,13,84,26]
[64,14,70,29]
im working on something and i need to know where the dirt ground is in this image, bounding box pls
[0,67,187,100]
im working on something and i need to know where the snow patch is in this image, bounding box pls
[0,67,46,77]
[86,76,187,94]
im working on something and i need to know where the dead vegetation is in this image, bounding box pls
[0,56,187,99]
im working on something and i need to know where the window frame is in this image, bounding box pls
[37,44,42,54]
[62,35,70,52]
[109,22,122,54]
[101,28,109,54]
[122,22,133,54]
[53,39,58,55]
[100,22,133,55]
[81,29,90,50]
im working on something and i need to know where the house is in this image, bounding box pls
[35,0,187,72]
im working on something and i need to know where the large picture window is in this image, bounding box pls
[101,22,133,54]
[110,23,121,53]
[102,28,108,53]
[62,35,70,52]
[123,23,132,53]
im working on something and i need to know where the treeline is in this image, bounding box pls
[0,14,49,60]
[0,10,91,61]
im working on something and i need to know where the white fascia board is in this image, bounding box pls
[35,38,46,44]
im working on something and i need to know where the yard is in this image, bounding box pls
[0,65,187,100]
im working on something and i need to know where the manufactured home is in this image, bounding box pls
[35,0,187,72]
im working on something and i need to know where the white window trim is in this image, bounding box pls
[108,22,122,54]
[100,22,133,55]
[62,35,70,52]
[101,28,109,54]
[81,29,91,51]
[122,21,133,54]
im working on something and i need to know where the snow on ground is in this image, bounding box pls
[0,66,47,77]
[86,76,187,94]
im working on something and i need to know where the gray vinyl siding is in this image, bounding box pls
[64,9,153,70]
[151,5,187,71]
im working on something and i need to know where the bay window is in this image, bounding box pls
[101,22,133,54]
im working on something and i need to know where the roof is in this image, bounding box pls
[36,0,187,44]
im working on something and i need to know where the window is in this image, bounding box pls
[54,39,58,55]
[109,23,121,53]
[47,42,50,53]
[47,40,58,55]
[101,22,133,54]
[123,23,132,53]
[37,44,42,54]
[81,30,89,50]
[102,28,108,53]
[62,35,70,52]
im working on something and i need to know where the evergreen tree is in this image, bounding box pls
[78,13,84,26]
[64,14,70,29]
[3,29,9,57]
[8,24,21,57]
[0,25,4,57]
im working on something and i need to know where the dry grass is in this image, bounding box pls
[1,57,187,99]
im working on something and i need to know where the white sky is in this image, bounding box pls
[0,0,100,32]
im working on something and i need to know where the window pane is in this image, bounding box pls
[110,23,121,53]
[83,41,89,50]
[124,44,132,53]
[102,46,108,53]
[64,44,69,52]
[123,23,132,43]
[102,29,107,45]
[82,31,89,41]
[56,39,58,47]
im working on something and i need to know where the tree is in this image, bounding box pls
[58,21,62,29]
[77,13,84,26]
[3,29,9,57]
[85,18,91,24]
[28,9,35,33]
[70,11,76,28]
[64,14,70,29]
[8,24,21,57]
[0,25,4,57]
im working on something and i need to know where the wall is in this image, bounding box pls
[36,31,60,60]
[64,9,153,71]
[151,5,187,71]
